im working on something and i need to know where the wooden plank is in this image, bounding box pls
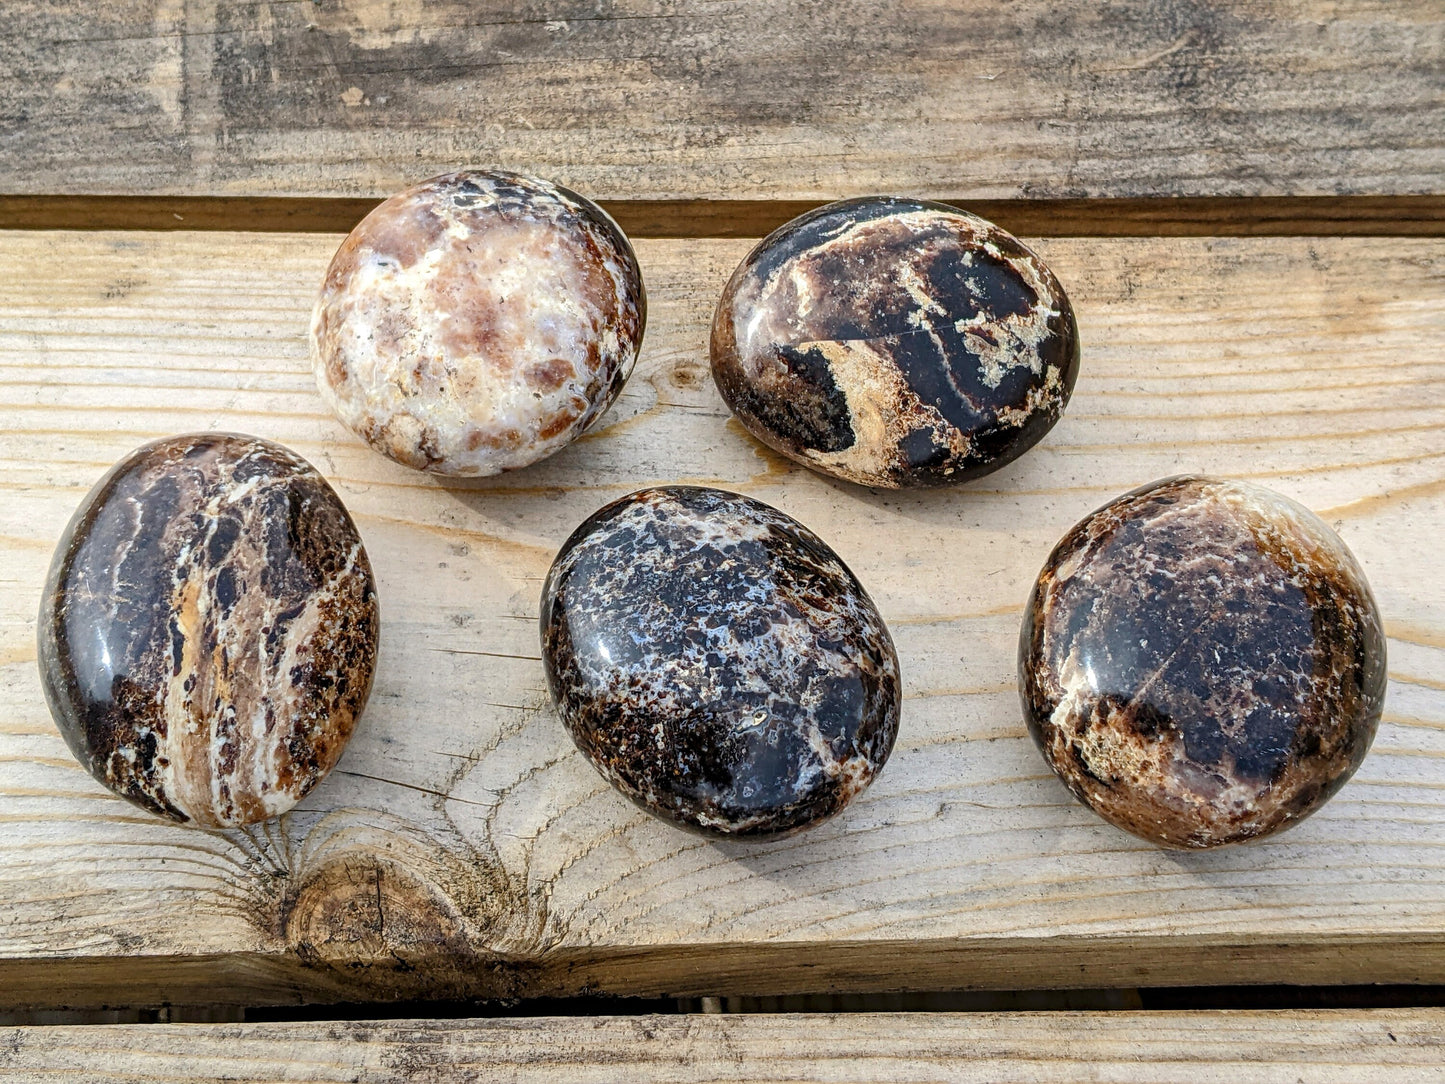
[3,2,1442,204]
[0,230,1441,1009]
[4,1011,1445,1082]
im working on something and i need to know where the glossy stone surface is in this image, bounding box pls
[38,434,379,827]
[1020,476,1386,849]
[311,169,645,476]
[540,486,901,839]
[711,197,1079,489]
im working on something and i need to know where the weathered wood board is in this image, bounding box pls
[3,1,1442,202]
[4,1010,1445,1083]
[0,230,1440,1009]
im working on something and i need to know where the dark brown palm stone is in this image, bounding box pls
[540,486,901,839]
[1020,476,1386,848]
[38,433,379,828]
[711,197,1079,488]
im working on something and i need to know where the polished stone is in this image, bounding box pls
[311,169,645,476]
[1019,476,1386,848]
[540,486,901,839]
[38,434,379,827]
[711,197,1079,488]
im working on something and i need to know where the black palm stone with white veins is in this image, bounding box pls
[711,197,1080,489]
[540,486,901,839]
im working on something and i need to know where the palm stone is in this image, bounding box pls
[38,433,379,827]
[1020,476,1386,848]
[540,486,901,839]
[311,169,645,477]
[711,197,1079,488]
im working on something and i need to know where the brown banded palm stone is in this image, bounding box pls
[38,434,379,828]
[311,169,645,476]
[711,197,1079,488]
[1020,476,1386,849]
[541,486,901,839]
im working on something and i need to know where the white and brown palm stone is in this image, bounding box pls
[37,434,379,828]
[311,169,645,476]
[711,197,1079,488]
[1020,476,1386,849]
[541,486,901,839]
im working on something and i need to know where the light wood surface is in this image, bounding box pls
[0,230,1440,1009]
[4,2,1442,202]
[4,1010,1445,1082]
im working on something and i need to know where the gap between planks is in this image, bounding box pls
[5,937,1445,1014]
[0,195,1443,238]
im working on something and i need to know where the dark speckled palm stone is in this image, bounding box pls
[540,486,901,839]
[711,197,1079,489]
[38,433,379,828]
[1020,476,1386,849]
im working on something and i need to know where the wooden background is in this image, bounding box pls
[0,1,1441,1078]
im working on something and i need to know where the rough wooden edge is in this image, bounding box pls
[4,1009,1444,1082]
[4,934,1445,1013]
[0,195,1442,238]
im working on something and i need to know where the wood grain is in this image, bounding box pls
[3,2,1442,204]
[0,230,1440,1010]
[4,1010,1445,1082]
